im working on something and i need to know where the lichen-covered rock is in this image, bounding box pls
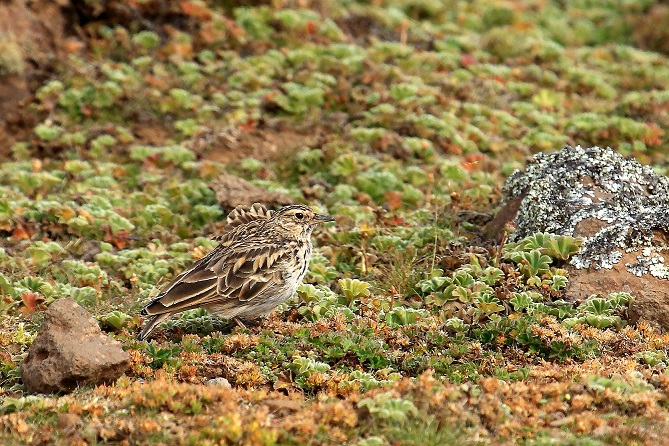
[503,145,669,273]
[492,145,669,329]
[22,298,130,394]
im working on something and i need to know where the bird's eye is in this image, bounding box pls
[295,212,304,220]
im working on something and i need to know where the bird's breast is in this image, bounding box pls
[293,242,312,282]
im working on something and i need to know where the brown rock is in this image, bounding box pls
[211,173,295,209]
[57,413,83,436]
[22,298,130,394]
[567,238,669,331]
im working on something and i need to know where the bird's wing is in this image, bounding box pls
[212,243,297,301]
[140,244,224,315]
[141,238,299,315]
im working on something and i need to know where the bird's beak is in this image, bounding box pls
[314,213,335,223]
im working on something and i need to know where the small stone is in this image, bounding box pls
[57,413,82,434]
[22,298,130,394]
[205,377,231,388]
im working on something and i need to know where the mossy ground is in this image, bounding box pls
[2,1,669,444]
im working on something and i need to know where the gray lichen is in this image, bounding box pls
[503,145,669,276]
[626,247,669,279]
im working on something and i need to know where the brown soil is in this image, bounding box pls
[211,173,296,210]
[632,4,669,56]
[0,0,70,157]
[0,0,323,166]
[189,126,321,164]
[335,13,400,44]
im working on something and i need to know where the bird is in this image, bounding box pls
[137,203,334,340]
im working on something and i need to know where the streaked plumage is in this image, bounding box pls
[137,203,334,340]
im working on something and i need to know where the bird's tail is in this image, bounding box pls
[137,313,171,341]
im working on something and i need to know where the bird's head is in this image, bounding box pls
[270,205,334,239]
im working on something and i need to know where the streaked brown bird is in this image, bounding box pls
[137,203,334,340]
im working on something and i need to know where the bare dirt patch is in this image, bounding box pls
[0,0,69,156]
[211,173,295,209]
[189,125,321,164]
[335,14,400,44]
[632,4,669,56]
[193,123,318,216]
[131,114,171,147]
[0,0,65,75]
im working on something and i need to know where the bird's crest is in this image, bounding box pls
[223,203,273,233]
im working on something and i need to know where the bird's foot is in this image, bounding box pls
[232,317,266,330]
[233,317,247,329]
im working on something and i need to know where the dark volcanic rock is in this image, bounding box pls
[22,298,130,394]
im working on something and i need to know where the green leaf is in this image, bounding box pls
[585,314,616,329]
[477,301,504,313]
[101,310,131,331]
[520,250,552,277]
[339,278,371,305]
[509,292,533,311]
[545,235,582,260]
[582,297,613,315]
[384,307,426,327]
[444,317,468,332]
[132,30,161,49]
[0,274,15,296]
[551,274,568,290]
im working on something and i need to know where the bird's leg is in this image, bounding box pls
[233,317,269,330]
[233,317,247,329]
